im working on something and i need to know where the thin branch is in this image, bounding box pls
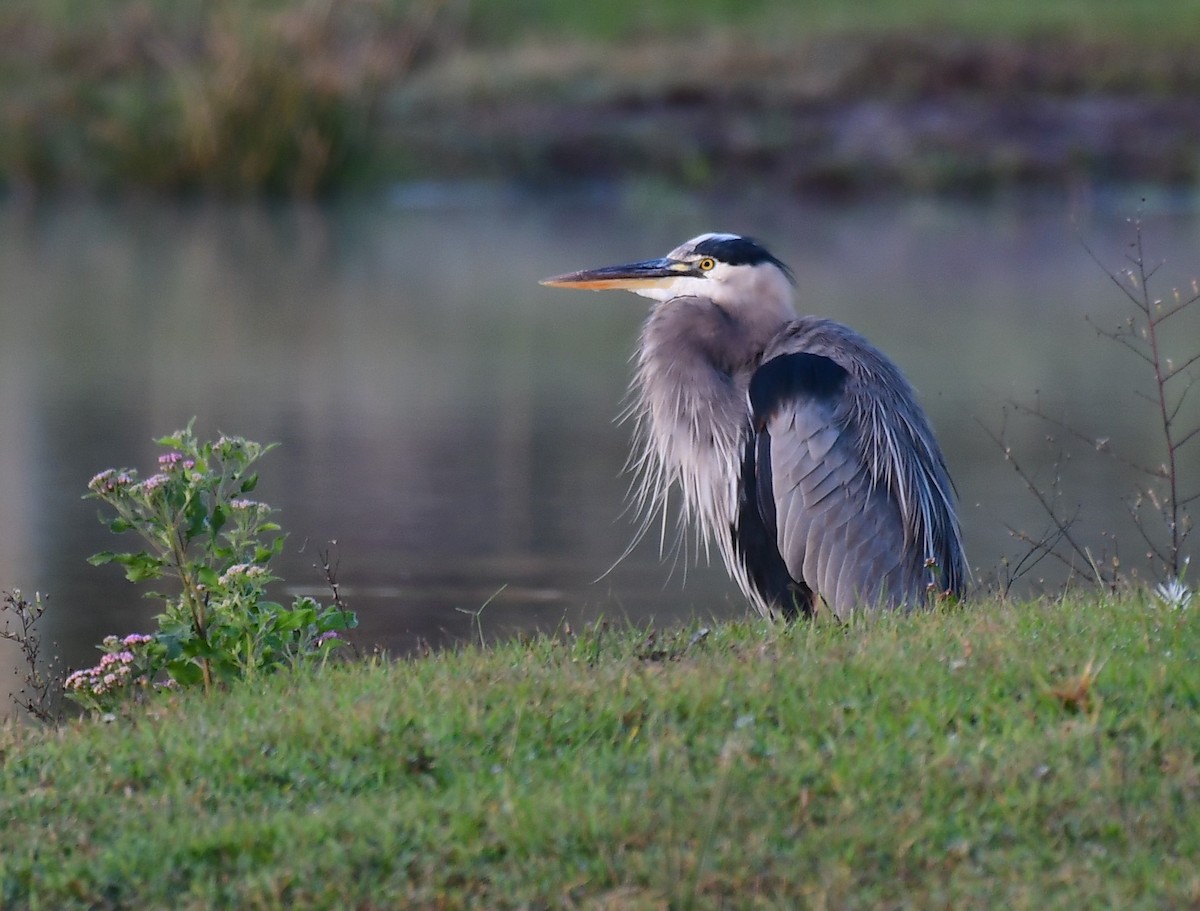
[1084,239,1151,312]
[1148,294,1200,326]
[1003,524,1065,581]
[1,590,63,723]
[1085,315,1156,366]
[1133,389,1162,410]
[1174,424,1200,450]
[1167,376,1196,423]
[317,542,359,659]
[1124,498,1171,568]
[1008,211,1198,584]
[1004,522,1093,579]
[978,417,1097,573]
[1007,398,1160,479]
[1163,349,1200,380]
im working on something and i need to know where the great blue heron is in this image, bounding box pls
[542,232,967,620]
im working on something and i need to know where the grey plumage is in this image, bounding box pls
[542,232,967,620]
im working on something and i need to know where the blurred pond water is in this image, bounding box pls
[2,185,1198,686]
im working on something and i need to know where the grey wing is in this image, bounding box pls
[749,353,927,618]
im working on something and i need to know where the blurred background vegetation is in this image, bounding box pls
[2,0,1199,194]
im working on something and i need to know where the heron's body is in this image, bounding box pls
[543,233,967,619]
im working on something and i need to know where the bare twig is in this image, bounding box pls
[455,585,508,650]
[317,542,360,659]
[978,414,1105,586]
[1001,522,1073,583]
[1085,214,1198,578]
[986,211,1197,590]
[1,590,64,723]
[1005,396,1159,479]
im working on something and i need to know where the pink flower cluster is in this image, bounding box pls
[218,563,269,586]
[137,473,170,493]
[158,452,196,471]
[65,651,135,696]
[88,469,135,494]
[64,634,153,697]
[230,498,269,514]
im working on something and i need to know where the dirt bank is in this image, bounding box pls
[386,34,1200,194]
[4,22,1199,195]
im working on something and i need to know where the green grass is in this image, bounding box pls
[11,0,1200,46]
[461,0,1200,46]
[3,594,1198,909]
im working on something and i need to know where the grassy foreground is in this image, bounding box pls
[2,595,1198,909]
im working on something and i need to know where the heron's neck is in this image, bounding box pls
[645,294,792,378]
[631,294,791,557]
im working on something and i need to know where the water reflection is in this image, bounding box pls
[1,188,1197,688]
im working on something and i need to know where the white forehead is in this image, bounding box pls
[667,232,742,259]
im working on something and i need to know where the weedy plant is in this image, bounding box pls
[66,423,356,714]
[989,211,1197,598]
[0,0,457,194]
[1,589,62,723]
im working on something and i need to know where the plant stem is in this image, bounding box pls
[171,526,212,693]
[1133,224,1181,576]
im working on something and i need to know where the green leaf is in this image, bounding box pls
[166,658,204,687]
[195,566,221,589]
[124,560,164,583]
[180,637,216,660]
[320,609,358,632]
[154,624,191,653]
[274,609,314,632]
[240,473,259,493]
[210,503,228,537]
[184,497,208,540]
[93,551,165,583]
[107,517,133,533]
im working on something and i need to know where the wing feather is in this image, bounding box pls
[748,347,938,617]
[769,403,916,615]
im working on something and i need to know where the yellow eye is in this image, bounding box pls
[697,257,716,272]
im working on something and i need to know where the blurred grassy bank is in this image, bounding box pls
[3,0,1200,195]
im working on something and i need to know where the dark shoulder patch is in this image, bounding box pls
[733,429,813,619]
[749,353,848,426]
[693,235,795,282]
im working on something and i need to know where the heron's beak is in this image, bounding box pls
[540,258,691,292]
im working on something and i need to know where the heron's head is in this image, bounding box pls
[541,233,796,313]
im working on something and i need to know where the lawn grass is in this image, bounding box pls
[11,0,1200,46]
[460,0,1200,46]
[3,594,1198,909]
